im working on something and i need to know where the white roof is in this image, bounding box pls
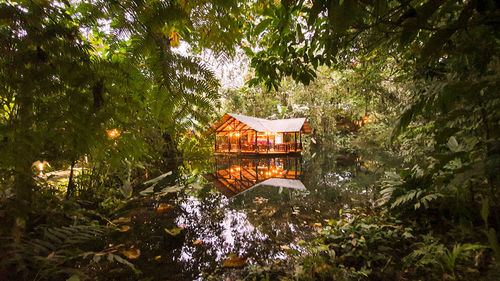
[227,113,307,133]
[253,178,306,190]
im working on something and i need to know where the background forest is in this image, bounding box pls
[0,0,499,280]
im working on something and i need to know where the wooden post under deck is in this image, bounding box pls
[238,132,241,151]
[255,159,258,182]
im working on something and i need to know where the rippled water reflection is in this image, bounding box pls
[113,145,399,280]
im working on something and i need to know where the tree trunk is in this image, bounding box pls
[66,160,76,198]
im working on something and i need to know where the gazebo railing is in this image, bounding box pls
[216,142,302,153]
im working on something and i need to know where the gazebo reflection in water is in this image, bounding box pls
[207,156,304,198]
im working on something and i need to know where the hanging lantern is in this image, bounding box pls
[107,129,121,139]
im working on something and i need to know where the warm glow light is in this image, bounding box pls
[107,129,121,139]
[229,132,233,137]
[230,169,234,173]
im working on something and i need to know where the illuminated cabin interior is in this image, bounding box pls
[208,157,304,197]
[212,113,311,154]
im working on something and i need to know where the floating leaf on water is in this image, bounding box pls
[157,203,173,212]
[112,217,131,224]
[164,227,184,236]
[118,225,130,232]
[154,255,161,261]
[223,254,246,268]
[193,240,202,245]
[314,264,332,273]
[121,248,141,259]
[66,275,80,281]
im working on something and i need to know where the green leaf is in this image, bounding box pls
[447,136,459,152]
[67,275,80,281]
[254,19,273,36]
[164,227,184,236]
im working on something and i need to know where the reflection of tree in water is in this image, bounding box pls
[174,193,287,274]
[300,145,401,213]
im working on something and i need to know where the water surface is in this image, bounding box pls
[112,144,399,280]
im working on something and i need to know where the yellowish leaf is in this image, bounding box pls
[118,225,130,232]
[157,203,173,213]
[170,31,180,48]
[47,252,55,259]
[112,217,131,224]
[164,227,184,236]
[154,255,161,261]
[121,248,141,259]
[223,254,246,268]
[193,240,202,245]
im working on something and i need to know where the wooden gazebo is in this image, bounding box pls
[211,113,311,154]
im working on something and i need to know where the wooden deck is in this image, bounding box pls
[215,143,303,155]
[214,149,302,155]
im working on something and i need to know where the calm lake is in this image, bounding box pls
[111,143,400,280]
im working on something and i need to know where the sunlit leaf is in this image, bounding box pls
[66,275,80,281]
[164,227,184,236]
